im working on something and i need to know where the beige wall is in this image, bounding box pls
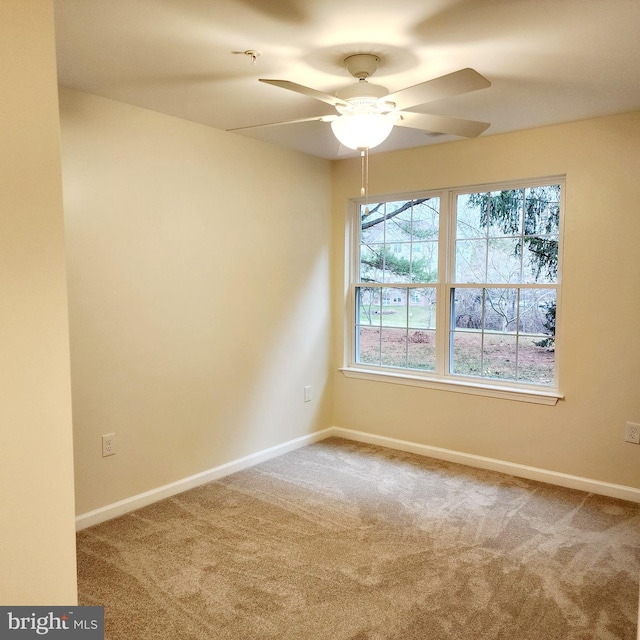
[332,112,640,489]
[59,89,333,515]
[58,83,640,517]
[0,1,77,604]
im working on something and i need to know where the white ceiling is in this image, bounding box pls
[54,0,640,159]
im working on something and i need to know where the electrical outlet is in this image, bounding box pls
[624,422,640,445]
[304,385,312,402]
[102,433,116,457]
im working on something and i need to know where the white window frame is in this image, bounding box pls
[341,176,565,406]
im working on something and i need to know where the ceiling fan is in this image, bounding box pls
[230,54,491,151]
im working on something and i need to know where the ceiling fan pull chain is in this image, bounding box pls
[361,148,370,215]
[364,147,369,205]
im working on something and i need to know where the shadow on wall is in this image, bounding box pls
[60,88,333,514]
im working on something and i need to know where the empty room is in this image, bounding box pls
[2,0,640,638]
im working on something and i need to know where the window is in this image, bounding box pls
[346,178,563,403]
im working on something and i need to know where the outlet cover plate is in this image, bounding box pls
[102,433,116,457]
[625,422,640,444]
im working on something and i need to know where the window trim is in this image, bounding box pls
[342,177,565,405]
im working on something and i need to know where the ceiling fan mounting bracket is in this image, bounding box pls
[344,54,380,79]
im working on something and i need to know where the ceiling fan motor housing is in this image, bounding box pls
[335,81,394,115]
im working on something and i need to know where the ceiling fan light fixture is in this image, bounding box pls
[330,112,395,150]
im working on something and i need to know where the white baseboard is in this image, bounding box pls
[330,427,640,504]
[75,428,333,531]
[76,425,640,530]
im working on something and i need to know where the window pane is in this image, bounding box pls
[356,287,381,327]
[382,246,411,283]
[412,198,439,239]
[455,239,486,283]
[487,237,522,283]
[456,194,484,239]
[484,288,519,333]
[452,288,483,329]
[488,189,523,237]
[360,203,384,244]
[524,186,560,236]
[519,289,556,337]
[380,328,408,368]
[522,185,560,284]
[408,330,436,371]
[483,334,517,380]
[411,242,438,282]
[359,244,384,283]
[381,288,407,326]
[357,327,380,365]
[517,336,555,385]
[409,288,436,329]
[385,201,413,243]
[451,331,482,376]
[522,238,558,284]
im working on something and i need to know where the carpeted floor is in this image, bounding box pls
[77,438,640,639]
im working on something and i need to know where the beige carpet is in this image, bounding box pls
[77,438,640,639]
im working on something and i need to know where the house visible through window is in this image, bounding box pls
[350,178,563,394]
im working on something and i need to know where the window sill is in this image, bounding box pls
[339,367,563,405]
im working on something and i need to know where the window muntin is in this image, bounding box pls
[355,198,440,372]
[450,185,559,386]
[450,287,556,385]
[454,187,559,285]
[350,180,562,392]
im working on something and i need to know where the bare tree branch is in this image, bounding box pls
[361,198,431,230]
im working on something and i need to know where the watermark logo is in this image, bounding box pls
[0,607,103,639]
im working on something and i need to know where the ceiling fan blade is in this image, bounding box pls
[396,112,490,138]
[259,79,347,108]
[227,114,337,132]
[385,68,491,111]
